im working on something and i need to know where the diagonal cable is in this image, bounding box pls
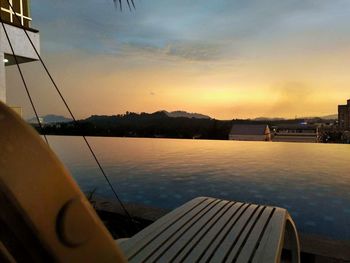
[0,15,49,145]
[5,0,137,230]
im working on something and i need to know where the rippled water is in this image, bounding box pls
[48,136,350,240]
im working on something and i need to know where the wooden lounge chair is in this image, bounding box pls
[0,102,300,262]
[119,197,300,262]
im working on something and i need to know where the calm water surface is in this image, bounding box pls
[49,136,350,240]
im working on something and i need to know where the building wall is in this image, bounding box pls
[273,135,318,143]
[338,104,350,130]
[264,126,271,141]
[0,23,40,104]
[348,102,350,130]
[0,23,40,60]
[229,135,269,141]
[0,53,5,102]
[273,129,318,143]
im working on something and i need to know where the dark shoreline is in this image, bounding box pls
[31,111,349,144]
[44,134,350,146]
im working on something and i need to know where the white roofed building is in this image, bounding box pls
[229,124,271,141]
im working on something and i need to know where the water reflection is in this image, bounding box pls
[48,136,350,240]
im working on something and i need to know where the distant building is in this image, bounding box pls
[342,131,350,144]
[229,124,271,141]
[338,99,350,131]
[0,0,40,111]
[272,124,319,143]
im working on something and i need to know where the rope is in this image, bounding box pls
[0,15,49,145]
[4,0,137,230]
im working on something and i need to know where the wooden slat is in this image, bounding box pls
[151,200,230,262]
[252,208,286,263]
[192,203,251,263]
[203,204,260,262]
[157,200,233,262]
[120,197,209,254]
[170,201,242,263]
[129,199,221,262]
[119,198,299,263]
[222,206,266,262]
[234,206,275,262]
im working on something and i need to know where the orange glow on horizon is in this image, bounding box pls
[7,45,348,120]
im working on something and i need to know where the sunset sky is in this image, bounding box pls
[6,0,350,119]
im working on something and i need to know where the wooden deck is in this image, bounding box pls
[119,197,300,263]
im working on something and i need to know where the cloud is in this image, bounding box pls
[120,41,224,61]
[165,42,222,61]
[273,81,312,99]
[267,81,315,116]
[31,0,350,59]
[12,0,350,120]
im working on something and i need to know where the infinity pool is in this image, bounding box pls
[49,136,350,240]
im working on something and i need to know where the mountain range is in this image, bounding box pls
[317,114,338,120]
[28,111,337,124]
[254,114,338,121]
[27,114,72,124]
[162,110,211,119]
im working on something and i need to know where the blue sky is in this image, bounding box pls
[33,0,350,58]
[7,0,350,119]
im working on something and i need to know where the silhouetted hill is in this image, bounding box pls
[319,114,338,120]
[254,114,337,121]
[85,111,168,124]
[37,111,338,141]
[41,111,231,140]
[253,117,285,121]
[163,110,211,119]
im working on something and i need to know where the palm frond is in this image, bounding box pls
[113,0,136,11]
[126,0,132,11]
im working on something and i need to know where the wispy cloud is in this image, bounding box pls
[165,42,222,61]
[120,41,224,61]
[32,0,350,58]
